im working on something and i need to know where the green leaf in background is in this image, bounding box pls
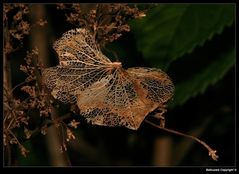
[168,47,235,108]
[130,4,235,70]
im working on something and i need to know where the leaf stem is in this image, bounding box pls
[144,119,219,161]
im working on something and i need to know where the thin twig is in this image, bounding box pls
[52,113,72,124]
[8,130,22,146]
[144,119,219,161]
[10,80,31,94]
[25,112,72,140]
[6,116,15,130]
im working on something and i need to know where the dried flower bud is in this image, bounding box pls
[20,116,29,125]
[13,11,22,21]
[24,127,32,139]
[41,125,48,135]
[68,119,80,129]
[56,4,66,10]
[23,6,29,14]
[19,145,29,157]
[21,86,36,97]
[66,128,75,142]
[37,19,48,27]
[10,138,18,144]
[20,65,28,73]
[138,12,146,18]
[59,143,67,153]
[14,99,21,107]
[15,110,24,116]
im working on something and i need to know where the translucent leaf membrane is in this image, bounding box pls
[42,28,174,130]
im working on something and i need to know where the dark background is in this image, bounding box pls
[4,4,235,167]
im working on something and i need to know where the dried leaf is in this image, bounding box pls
[42,28,174,130]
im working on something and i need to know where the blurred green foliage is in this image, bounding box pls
[130,4,235,108]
